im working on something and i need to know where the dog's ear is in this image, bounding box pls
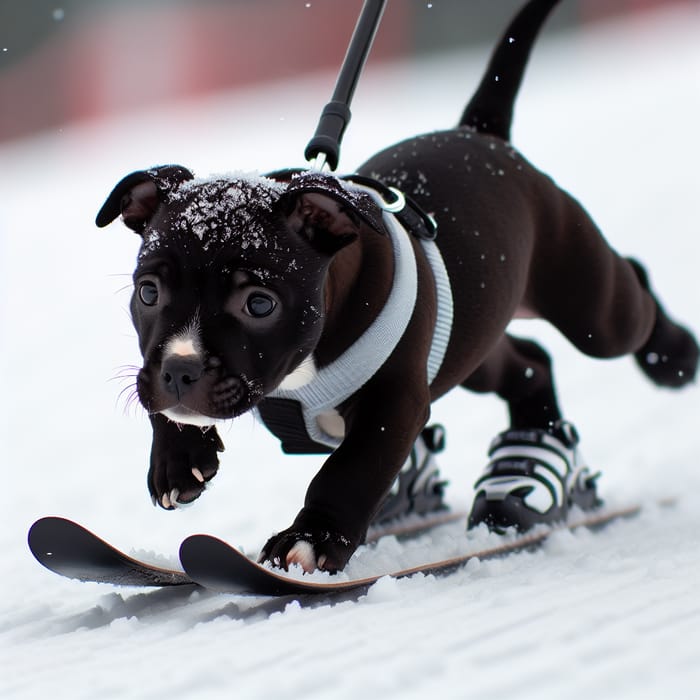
[95,165,194,233]
[279,173,388,255]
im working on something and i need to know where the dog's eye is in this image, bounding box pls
[138,282,159,306]
[245,292,276,318]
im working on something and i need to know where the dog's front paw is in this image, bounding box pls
[259,527,354,574]
[148,416,224,509]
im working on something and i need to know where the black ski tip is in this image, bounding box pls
[28,516,78,570]
[28,516,194,587]
[179,534,364,596]
[178,534,265,594]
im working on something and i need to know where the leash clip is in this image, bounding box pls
[380,186,406,213]
[379,186,438,240]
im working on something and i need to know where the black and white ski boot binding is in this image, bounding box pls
[468,421,601,533]
[373,424,448,525]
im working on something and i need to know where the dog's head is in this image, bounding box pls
[97,165,387,426]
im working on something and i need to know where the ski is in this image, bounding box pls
[367,508,466,541]
[28,517,195,587]
[27,510,466,588]
[179,501,669,596]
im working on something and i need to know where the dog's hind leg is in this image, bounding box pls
[530,190,698,388]
[627,259,699,388]
[462,334,562,431]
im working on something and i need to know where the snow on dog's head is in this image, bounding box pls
[141,173,287,257]
[97,166,388,425]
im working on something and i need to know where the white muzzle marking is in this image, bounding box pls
[163,315,203,360]
[159,315,216,426]
[160,406,219,428]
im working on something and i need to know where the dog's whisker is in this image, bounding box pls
[110,371,139,383]
[113,380,145,418]
[111,364,141,375]
[120,307,136,326]
[114,367,141,376]
[112,282,134,295]
[128,397,146,419]
[109,369,141,386]
[116,382,136,402]
[118,390,136,415]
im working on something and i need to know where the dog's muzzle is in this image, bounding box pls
[138,352,257,426]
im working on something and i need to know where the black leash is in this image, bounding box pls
[304,0,387,171]
[292,0,437,241]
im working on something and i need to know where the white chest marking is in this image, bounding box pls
[277,355,318,390]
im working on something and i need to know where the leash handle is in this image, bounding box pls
[304,0,387,171]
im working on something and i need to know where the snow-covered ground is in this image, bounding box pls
[2,4,699,699]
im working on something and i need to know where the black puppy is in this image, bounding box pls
[97,0,697,573]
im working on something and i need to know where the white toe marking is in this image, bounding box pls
[286,540,317,573]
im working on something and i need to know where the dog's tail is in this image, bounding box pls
[459,0,560,140]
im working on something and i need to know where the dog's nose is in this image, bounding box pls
[161,355,204,399]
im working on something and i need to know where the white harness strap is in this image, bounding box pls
[423,232,454,384]
[267,186,453,449]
